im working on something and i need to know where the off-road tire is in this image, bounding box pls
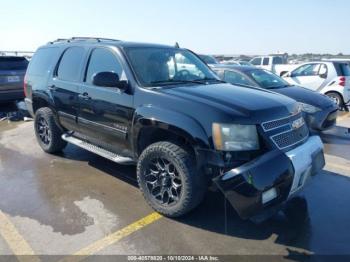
[34,107,67,153]
[137,142,207,217]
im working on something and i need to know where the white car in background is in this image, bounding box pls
[249,55,298,76]
[282,61,350,109]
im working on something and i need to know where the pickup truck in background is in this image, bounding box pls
[249,55,298,76]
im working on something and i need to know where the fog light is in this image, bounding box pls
[262,188,277,204]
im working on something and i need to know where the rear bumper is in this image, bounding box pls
[0,89,24,102]
[213,136,324,219]
[24,98,34,117]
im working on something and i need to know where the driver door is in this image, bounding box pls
[286,63,327,91]
[77,47,134,157]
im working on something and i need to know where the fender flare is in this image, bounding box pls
[132,105,210,154]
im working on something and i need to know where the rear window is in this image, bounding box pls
[272,57,283,65]
[0,57,28,70]
[334,63,350,76]
[28,48,59,76]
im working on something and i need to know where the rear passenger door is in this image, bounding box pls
[77,47,134,157]
[50,46,86,131]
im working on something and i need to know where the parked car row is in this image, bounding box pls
[24,37,326,222]
[200,53,350,110]
[211,64,338,131]
[282,61,350,109]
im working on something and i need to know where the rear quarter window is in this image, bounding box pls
[0,57,28,70]
[27,48,60,76]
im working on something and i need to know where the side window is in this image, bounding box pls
[57,47,85,81]
[213,69,224,79]
[224,70,252,86]
[263,58,269,66]
[85,48,124,85]
[292,64,321,77]
[272,57,283,65]
[251,58,262,66]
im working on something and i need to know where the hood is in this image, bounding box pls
[273,85,334,108]
[160,83,298,123]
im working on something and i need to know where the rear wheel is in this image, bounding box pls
[326,92,344,110]
[34,107,67,153]
[137,142,206,217]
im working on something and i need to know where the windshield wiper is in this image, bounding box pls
[150,79,207,86]
[191,78,227,84]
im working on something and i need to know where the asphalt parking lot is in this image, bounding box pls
[0,102,350,261]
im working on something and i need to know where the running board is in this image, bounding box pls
[61,134,134,164]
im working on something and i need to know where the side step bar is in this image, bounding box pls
[61,134,135,165]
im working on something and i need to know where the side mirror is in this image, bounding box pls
[92,72,128,90]
[319,73,327,79]
[280,71,289,77]
[319,67,327,79]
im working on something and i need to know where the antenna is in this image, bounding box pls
[175,42,180,48]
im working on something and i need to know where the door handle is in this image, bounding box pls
[78,92,91,100]
[48,85,58,91]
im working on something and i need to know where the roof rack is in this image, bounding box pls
[48,37,120,44]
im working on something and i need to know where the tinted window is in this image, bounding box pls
[0,57,28,70]
[27,48,59,76]
[250,58,262,65]
[85,48,124,84]
[224,70,253,86]
[57,47,85,81]
[247,69,289,89]
[292,64,321,77]
[272,57,283,65]
[334,63,350,76]
[263,58,269,66]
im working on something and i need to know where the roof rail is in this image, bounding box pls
[0,51,34,57]
[48,37,120,44]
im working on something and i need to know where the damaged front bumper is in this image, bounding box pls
[212,136,325,219]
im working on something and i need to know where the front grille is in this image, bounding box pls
[262,113,301,131]
[262,117,290,131]
[271,124,309,150]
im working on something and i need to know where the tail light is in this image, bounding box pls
[23,75,27,97]
[339,76,346,87]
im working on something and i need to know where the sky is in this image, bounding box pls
[0,0,349,55]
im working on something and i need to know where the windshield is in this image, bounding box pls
[247,69,290,89]
[0,57,28,70]
[199,55,218,64]
[125,47,219,87]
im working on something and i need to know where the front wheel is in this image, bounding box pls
[137,142,206,217]
[34,107,67,153]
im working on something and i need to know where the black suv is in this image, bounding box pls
[0,56,28,102]
[25,37,325,219]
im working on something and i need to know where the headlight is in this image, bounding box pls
[212,123,259,151]
[299,102,321,114]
